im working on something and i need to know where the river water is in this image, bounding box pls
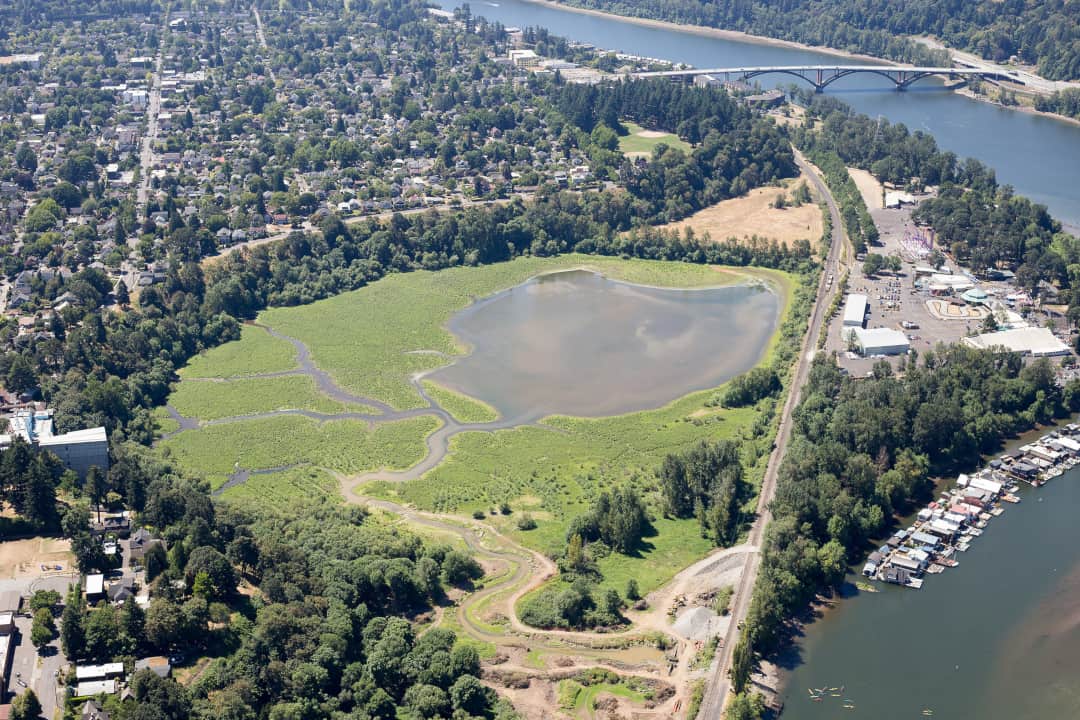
[430,269,779,421]
[783,461,1080,720]
[438,0,1080,229]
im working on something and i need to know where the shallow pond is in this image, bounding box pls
[429,270,780,422]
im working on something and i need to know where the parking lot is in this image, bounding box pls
[826,197,984,376]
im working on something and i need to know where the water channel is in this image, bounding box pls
[432,1,1080,714]
[437,0,1080,229]
[430,269,779,421]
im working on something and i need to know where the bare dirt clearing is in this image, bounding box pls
[848,166,884,211]
[658,174,823,248]
[0,537,73,579]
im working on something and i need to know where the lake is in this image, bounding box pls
[429,270,780,421]
[437,0,1080,229]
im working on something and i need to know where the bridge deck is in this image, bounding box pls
[633,65,1006,79]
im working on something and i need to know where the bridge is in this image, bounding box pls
[630,65,1014,91]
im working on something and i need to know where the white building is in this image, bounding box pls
[1,409,108,478]
[963,327,1070,357]
[842,293,868,328]
[849,327,910,356]
[508,49,540,68]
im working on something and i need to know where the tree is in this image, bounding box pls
[15,144,37,172]
[60,584,85,659]
[30,608,54,650]
[625,578,640,601]
[84,466,106,522]
[862,253,885,276]
[183,546,236,599]
[730,636,753,694]
[10,689,42,720]
[28,590,59,613]
[115,280,130,306]
[441,550,482,587]
[144,542,168,581]
[6,356,37,396]
[450,675,488,715]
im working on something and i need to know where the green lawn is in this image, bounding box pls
[160,414,440,489]
[618,121,692,156]
[180,324,298,378]
[421,380,499,423]
[169,375,377,421]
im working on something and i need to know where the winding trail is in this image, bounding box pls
[342,488,753,716]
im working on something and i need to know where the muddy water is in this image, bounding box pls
[429,270,780,422]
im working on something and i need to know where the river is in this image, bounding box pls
[783,454,1080,720]
[437,0,1080,229]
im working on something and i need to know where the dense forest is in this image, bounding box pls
[730,348,1080,695]
[552,0,1080,81]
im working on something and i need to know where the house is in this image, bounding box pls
[108,579,135,606]
[76,679,118,697]
[80,699,110,720]
[128,528,163,563]
[134,656,172,678]
[76,662,125,683]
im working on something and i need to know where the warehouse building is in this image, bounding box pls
[963,327,1071,358]
[849,327,911,356]
[843,293,868,328]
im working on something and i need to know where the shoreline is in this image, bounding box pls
[514,0,1080,127]
[771,413,1080,703]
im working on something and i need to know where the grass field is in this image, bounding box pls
[618,121,692,157]
[657,173,823,249]
[421,380,499,423]
[151,407,180,435]
[218,466,336,507]
[160,414,440,489]
[170,375,377,421]
[180,324,298,378]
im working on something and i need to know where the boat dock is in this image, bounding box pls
[863,423,1080,589]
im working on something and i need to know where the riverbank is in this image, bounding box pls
[517,0,1080,127]
[775,412,1080,712]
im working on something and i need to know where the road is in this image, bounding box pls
[699,147,847,717]
[252,5,279,87]
[1,574,77,717]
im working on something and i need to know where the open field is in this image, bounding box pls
[160,414,440,489]
[151,406,180,435]
[656,174,823,248]
[180,323,298,378]
[618,121,692,157]
[0,537,73,579]
[217,466,336,507]
[421,380,499,423]
[169,375,378,421]
[162,257,798,609]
